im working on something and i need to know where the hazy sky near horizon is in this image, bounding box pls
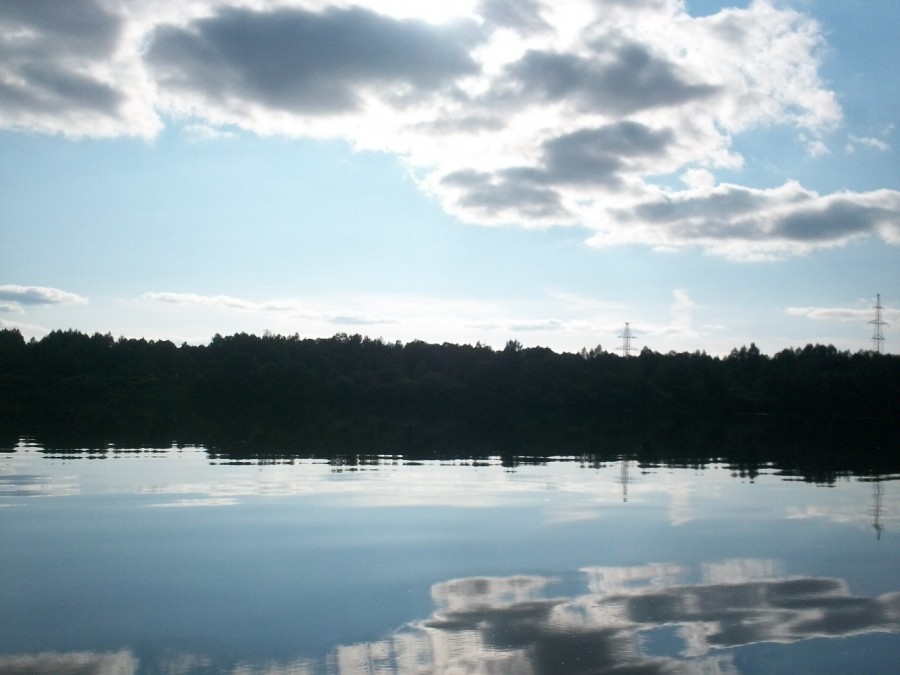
[1,0,898,355]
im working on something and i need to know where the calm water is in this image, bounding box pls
[1,442,898,674]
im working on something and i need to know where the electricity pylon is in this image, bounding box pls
[870,294,886,353]
[618,322,636,357]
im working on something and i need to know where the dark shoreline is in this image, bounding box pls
[2,328,898,482]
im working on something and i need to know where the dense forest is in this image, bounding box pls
[1,328,898,477]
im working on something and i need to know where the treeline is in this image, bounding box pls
[1,329,898,461]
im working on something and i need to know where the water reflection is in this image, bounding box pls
[4,446,897,536]
[4,561,895,674]
[0,649,138,675]
[331,561,900,674]
[872,479,886,540]
[0,472,79,498]
[2,445,898,673]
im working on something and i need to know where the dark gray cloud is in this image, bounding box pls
[0,0,124,119]
[632,185,767,224]
[443,170,570,222]
[542,122,674,185]
[503,41,718,114]
[774,199,895,242]
[0,64,121,116]
[0,0,121,57]
[442,121,675,219]
[416,114,506,135]
[615,185,900,253]
[147,6,483,115]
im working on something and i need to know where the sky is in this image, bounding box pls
[1,0,898,356]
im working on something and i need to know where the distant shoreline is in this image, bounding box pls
[2,329,898,474]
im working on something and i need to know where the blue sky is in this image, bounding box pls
[1,0,897,355]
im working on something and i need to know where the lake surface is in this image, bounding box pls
[1,441,898,674]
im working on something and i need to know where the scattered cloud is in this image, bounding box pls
[0,318,51,339]
[787,307,869,321]
[0,284,88,307]
[183,123,235,141]
[847,134,891,153]
[141,291,301,313]
[140,290,608,342]
[599,182,900,260]
[805,138,830,158]
[788,302,899,323]
[1,0,896,259]
[668,288,697,336]
[509,319,565,332]
[327,313,397,326]
[141,291,400,327]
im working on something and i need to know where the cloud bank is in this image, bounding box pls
[2,0,897,259]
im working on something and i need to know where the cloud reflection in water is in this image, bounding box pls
[1,560,897,674]
[334,560,900,674]
[0,649,138,675]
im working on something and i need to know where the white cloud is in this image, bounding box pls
[0,284,88,306]
[141,291,302,313]
[787,302,899,323]
[612,289,701,347]
[1,0,896,259]
[805,138,830,158]
[668,288,697,335]
[141,291,402,327]
[0,318,51,339]
[183,123,236,141]
[848,134,891,153]
[681,168,716,190]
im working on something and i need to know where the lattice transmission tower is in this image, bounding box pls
[869,294,887,353]
[618,322,636,357]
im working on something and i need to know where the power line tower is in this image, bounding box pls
[869,294,887,353]
[617,322,636,357]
